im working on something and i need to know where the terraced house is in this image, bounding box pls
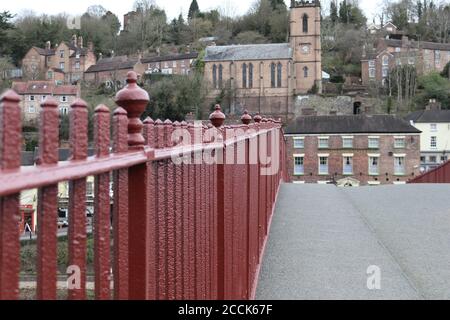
[203,0,322,120]
[285,115,422,186]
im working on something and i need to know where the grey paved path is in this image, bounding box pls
[256,183,450,300]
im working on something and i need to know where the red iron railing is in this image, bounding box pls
[0,71,286,300]
[408,160,450,183]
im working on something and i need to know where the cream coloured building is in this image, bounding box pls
[406,103,450,172]
[203,0,322,120]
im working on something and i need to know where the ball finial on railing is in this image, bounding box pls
[241,110,252,125]
[254,114,262,123]
[209,104,226,128]
[115,71,149,149]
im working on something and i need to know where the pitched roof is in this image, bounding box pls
[69,47,90,58]
[204,43,292,62]
[141,52,198,63]
[33,46,55,56]
[85,57,138,73]
[405,110,450,123]
[385,38,450,51]
[12,81,79,96]
[285,115,421,134]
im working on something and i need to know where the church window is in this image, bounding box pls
[249,63,253,88]
[212,64,217,89]
[242,63,247,88]
[302,14,308,33]
[218,64,223,88]
[303,66,309,78]
[277,63,282,87]
[270,63,276,88]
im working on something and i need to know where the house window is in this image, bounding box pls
[75,62,80,69]
[430,136,437,148]
[76,53,80,59]
[318,137,329,149]
[47,71,53,79]
[61,96,68,103]
[294,156,304,175]
[368,60,375,67]
[302,14,308,33]
[420,156,426,163]
[342,137,353,148]
[181,60,186,67]
[60,62,65,71]
[343,156,353,175]
[86,181,94,197]
[60,106,68,115]
[164,62,168,68]
[435,50,441,66]
[395,47,401,53]
[270,63,276,88]
[394,137,405,148]
[28,105,36,113]
[408,57,415,65]
[430,123,437,132]
[248,63,253,88]
[429,156,437,163]
[59,50,64,58]
[368,137,379,149]
[319,156,328,175]
[382,67,389,77]
[173,61,177,68]
[369,68,375,78]
[242,63,247,88]
[293,137,304,149]
[369,156,379,175]
[441,155,448,163]
[382,55,389,66]
[277,63,282,87]
[394,156,406,175]
[303,66,308,78]
[41,95,47,101]
[29,95,35,101]
[212,64,217,88]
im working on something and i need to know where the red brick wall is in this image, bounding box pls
[286,133,421,185]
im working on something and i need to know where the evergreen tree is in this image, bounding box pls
[330,1,338,24]
[188,0,200,20]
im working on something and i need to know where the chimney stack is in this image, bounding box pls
[426,99,441,111]
[72,34,77,47]
[45,41,51,50]
[78,36,84,48]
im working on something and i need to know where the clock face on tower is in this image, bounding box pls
[301,45,310,54]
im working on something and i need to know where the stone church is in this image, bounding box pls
[203,0,322,120]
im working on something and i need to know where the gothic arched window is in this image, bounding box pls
[242,63,247,88]
[302,14,309,33]
[277,63,282,88]
[303,66,309,78]
[270,63,276,88]
[218,64,223,88]
[212,64,217,88]
[249,63,253,88]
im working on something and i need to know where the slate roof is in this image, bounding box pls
[85,56,138,73]
[69,47,90,58]
[385,39,450,51]
[204,43,292,62]
[405,110,450,123]
[141,52,198,63]
[285,115,421,134]
[33,46,55,56]
[12,81,79,95]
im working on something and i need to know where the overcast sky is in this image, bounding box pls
[3,0,384,25]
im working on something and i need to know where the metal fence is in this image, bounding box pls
[0,71,286,300]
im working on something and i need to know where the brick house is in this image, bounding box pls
[361,35,450,86]
[12,81,80,125]
[141,52,198,75]
[203,0,322,121]
[285,115,421,186]
[84,55,146,87]
[21,35,97,84]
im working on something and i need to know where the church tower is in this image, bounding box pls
[289,0,322,94]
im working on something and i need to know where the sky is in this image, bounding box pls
[2,0,384,24]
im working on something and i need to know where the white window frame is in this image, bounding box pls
[368,155,380,176]
[430,136,437,149]
[293,155,305,176]
[343,154,353,175]
[59,50,64,58]
[394,155,406,175]
[369,68,375,78]
[60,62,65,71]
[394,137,405,148]
[382,55,389,66]
[342,136,353,148]
[430,123,437,132]
[368,137,380,149]
[368,60,375,67]
[28,105,36,113]
[318,137,329,149]
[29,95,35,101]
[382,67,389,77]
[318,155,329,175]
[75,61,80,69]
[293,137,304,149]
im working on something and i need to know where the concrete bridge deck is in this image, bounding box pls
[256,183,450,300]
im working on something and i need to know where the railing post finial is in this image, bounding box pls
[115,71,149,149]
[253,114,262,123]
[241,110,252,125]
[209,104,226,128]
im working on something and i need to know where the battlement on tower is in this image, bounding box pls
[290,0,320,8]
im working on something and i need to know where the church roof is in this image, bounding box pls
[204,43,292,62]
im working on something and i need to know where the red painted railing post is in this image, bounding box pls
[36,96,59,300]
[115,71,150,299]
[112,107,130,299]
[0,90,22,300]
[93,105,111,300]
[68,98,89,300]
